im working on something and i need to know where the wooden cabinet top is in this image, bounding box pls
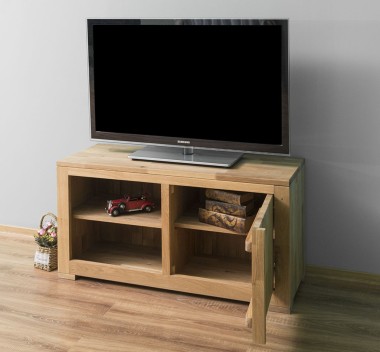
[57,144,304,187]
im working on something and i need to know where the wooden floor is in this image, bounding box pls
[1,231,380,352]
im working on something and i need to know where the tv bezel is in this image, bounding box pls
[88,19,289,155]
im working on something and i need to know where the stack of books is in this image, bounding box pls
[198,189,255,234]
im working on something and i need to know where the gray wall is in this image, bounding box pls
[1,1,380,275]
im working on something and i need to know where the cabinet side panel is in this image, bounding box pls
[272,166,304,311]
[272,186,290,309]
[290,166,305,299]
[57,167,71,274]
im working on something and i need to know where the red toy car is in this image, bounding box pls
[106,194,155,217]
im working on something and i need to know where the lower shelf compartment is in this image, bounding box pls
[78,242,162,273]
[69,258,252,302]
[178,255,251,284]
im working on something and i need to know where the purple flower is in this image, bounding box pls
[38,229,46,236]
[43,222,52,230]
[51,232,57,238]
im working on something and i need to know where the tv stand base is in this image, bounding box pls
[129,145,244,167]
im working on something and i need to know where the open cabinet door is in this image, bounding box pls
[245,194,274,344]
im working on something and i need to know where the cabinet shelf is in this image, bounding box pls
[77,242,162,273]
[73,199,162,229]
[174,196,263,236]
[175,212,248,235]
[177,255,251,284]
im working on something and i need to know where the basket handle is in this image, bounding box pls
[40,212,58,228]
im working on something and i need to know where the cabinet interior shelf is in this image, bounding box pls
[175,212,248,236]
[178,255,251,284]
[73,199,162,229]
[78,242,162,273]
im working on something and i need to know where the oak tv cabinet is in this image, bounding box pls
[57,144,304,344]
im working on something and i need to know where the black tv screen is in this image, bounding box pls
[88,19,289,154]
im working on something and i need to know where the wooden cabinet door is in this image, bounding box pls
[245,194,274,344]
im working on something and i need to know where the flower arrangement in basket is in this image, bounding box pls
[34,213,58,271]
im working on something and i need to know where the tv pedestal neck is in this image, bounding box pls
[129,145,244,167]
[57,143,304,344]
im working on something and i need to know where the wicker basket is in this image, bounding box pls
[34,213,58,272]
[34,245,58,271]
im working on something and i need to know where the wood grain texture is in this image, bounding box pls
[79,242,162,273]
[69,258,252,302]
[67,165,275,195]
[161,184,172,275]
[1,230,380,352]
[252,195,274,344]
[175,212,247,235]
[58,144,303,187]
[0,224,36,236]
[245,194,273,252]
[246,299,253,328]
[178,254,251,283]
[57,166,71,275]
[290,166,305,300]
[73,200,162,229]
[272,185,291,309]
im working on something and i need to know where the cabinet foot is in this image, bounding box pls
[58,273,77,280]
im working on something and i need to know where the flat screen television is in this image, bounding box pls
[88,19,289,167]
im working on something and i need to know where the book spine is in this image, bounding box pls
[205,189,254,205]
[198,208,252,234]
[205,200,253,217]
[205,189,241,205]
